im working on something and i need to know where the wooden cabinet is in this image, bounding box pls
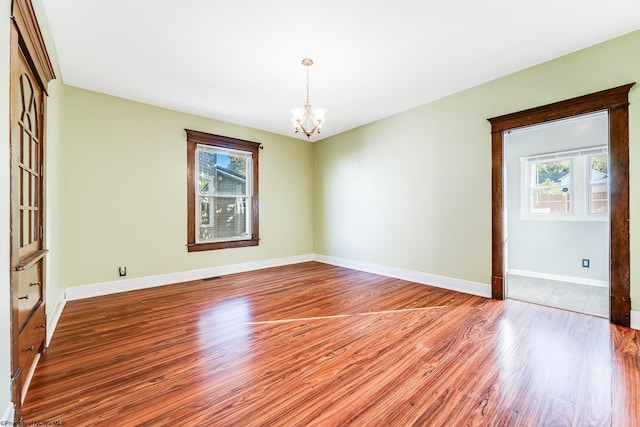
[9,0,55,420]
[17,262,44,327]
[17,302,46,387]
[15,256,47,397]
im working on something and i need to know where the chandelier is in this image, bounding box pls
[290,58,326,139]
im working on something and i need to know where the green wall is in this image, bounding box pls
[62,87,314,287]
[314,30,640,309]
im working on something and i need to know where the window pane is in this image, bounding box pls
[196,146,251,243]
[197,149,248,196]
[215,154,247,196]
[213,196,248,239]
[589,154,608,214]
[530,159,571,214]
[198,196,248,242]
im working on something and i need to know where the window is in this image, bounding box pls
[521,146,608,220]
[186,130,260,251]
[529,158,573,214]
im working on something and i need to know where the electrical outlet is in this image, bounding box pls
[119,266,127,276]
[582,259,590,268]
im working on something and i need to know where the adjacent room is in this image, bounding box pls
[2,0,640,425]
[504,112,611,317]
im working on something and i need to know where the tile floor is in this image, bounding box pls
[507,274,609,318]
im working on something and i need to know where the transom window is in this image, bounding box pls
[521,146,608,220]
[186,130,260,251]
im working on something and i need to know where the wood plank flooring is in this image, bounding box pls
[22,262,640,426]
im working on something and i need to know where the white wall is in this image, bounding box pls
[505,113,609,282]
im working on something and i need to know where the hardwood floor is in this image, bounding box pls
[22,262,640,426]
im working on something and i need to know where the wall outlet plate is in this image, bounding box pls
[119,266,127,276]
[582,259,590,268]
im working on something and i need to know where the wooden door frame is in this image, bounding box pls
[488,84,634,327]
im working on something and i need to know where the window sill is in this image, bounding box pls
[520,215,608,222]
[187,239,259,252]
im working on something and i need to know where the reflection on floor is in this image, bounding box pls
[507,274,609,318]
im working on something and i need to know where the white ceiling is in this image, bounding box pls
[41,0,640,141]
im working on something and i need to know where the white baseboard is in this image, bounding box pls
[64,253,491,302]
[43,254,637,352]
[22,353,41,403]
[45,254,489,345]
[314,254,491,298]
[47,291,67,346]
[631,310,640,331]
[1,402,14,424]
[507,269,608,288]
[65,254,314,301]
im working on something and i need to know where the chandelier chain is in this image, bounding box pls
[306,65,310,106]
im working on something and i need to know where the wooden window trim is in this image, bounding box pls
[488,83,634,327]
[186,129,260,252]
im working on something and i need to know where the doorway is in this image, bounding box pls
[503,112,610,317]
[488,84,634,327]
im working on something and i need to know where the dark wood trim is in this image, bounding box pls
[185,129,261,152]
[491,131,504,300]
[609,105,632,326]
[10,0,55,93]
[185,129,260,252]
[487,83,635,327]
[186,239,261,252]
[488,84,634,133]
